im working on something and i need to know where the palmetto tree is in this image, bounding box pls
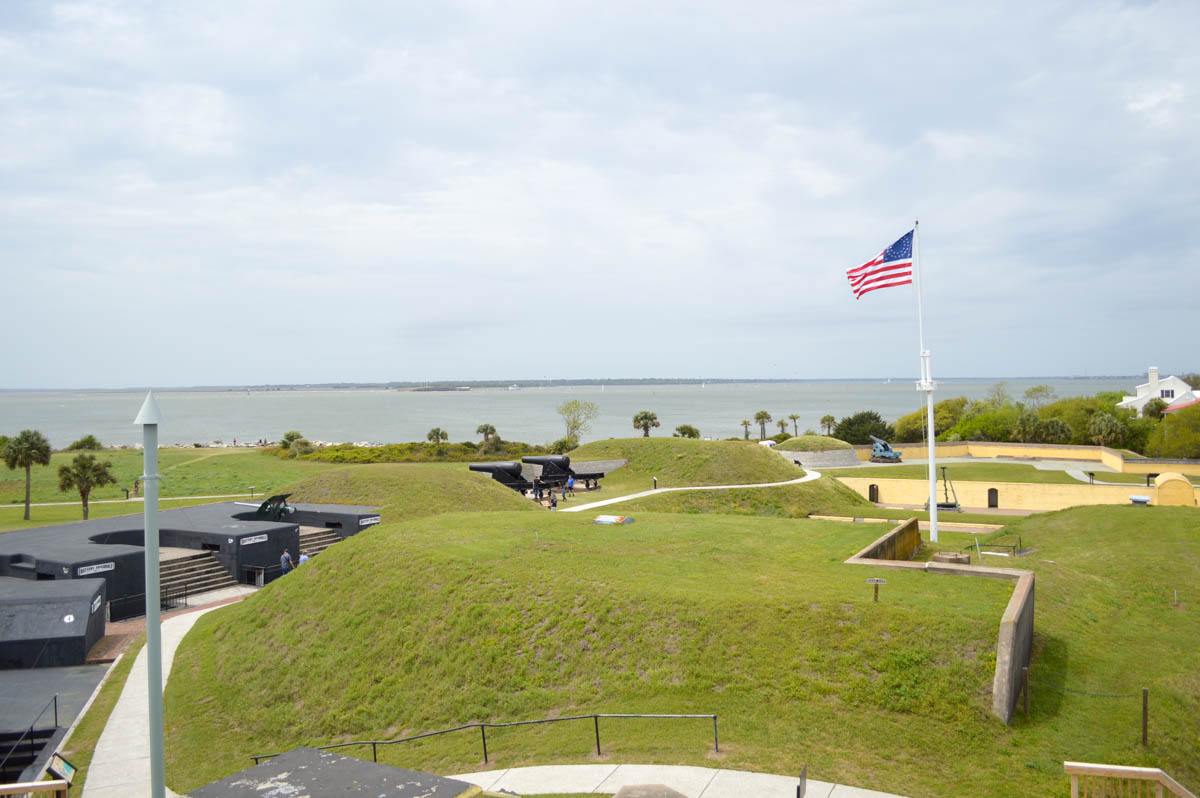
[820,414,836,435]
[476,423,497,445]
[754,411,772,441]
[4,429,51,521]
[58,453,118,520]
[426,427,449,444]
[777,419,788,435]
[739,419,751,440]
[788,414,800,436]
[633,410,660,437]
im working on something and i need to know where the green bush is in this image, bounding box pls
[67,434,103,451]
[1146,405,1200,458]
[894,397,967,443]
[834,411,894,445]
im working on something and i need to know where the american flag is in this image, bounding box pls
[846,230,913,300]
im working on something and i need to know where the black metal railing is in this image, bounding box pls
[107,583,190,622]
[0,694,58,777]
[251,712,718,765]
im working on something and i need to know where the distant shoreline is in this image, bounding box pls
[0,375,1138,394]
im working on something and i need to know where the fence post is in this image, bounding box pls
[713,715,719,752]
[1142,688,1148,747]
[371,742,377,763]
[594,715,601,756]
[481,725,488,764]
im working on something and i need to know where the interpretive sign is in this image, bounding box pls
[359,516,382,527]
[867,577,886,602]
[77,562,114,576]
[240,534,268,546]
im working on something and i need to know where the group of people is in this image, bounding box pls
[531,475,579,510]
[280,548,309,575]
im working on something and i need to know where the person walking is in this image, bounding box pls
[280,548,294,575]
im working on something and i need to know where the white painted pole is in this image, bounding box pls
[912,222,939,542]
[136,391,166,798]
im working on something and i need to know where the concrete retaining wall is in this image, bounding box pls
[845,518,1034,724]
[992,573,1035,724]
[776,448,862,468]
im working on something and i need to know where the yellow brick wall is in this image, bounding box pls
[851,441,1200,477]
[835,477,1170,511]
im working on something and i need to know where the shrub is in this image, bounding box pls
[67,434,103,451]
[833,411,894,445]
[673,424,701,439]
[894,397,968,443]
[1146,405,1200,458]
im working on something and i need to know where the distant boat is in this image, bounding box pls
[508,384,519,391]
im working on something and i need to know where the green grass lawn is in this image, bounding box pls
[570,438,803,494]
[776,435,853,452]
[162,504,1200,796]
[0,448,342,507]
[164,510,1011,796]
[0,496,239,533]
[612,476,871,518]
[291,462,538,521]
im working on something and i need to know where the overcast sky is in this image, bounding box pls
[2,1,1196,389]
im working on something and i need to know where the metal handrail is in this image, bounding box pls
[0,694,58,774]
[250,712,718,765]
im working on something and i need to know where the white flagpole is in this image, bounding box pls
[912,221,939,542]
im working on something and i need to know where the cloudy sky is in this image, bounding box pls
[2,1,1196,389]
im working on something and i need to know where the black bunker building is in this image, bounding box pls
[0,496,380,670]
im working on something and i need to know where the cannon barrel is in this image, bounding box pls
[521,455,571,469]
[468,461,524,478]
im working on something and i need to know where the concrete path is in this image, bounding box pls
[562,471,823,513]
[452,763,908,797]
[82,606,217,798]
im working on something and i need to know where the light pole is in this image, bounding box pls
[135,391,166,798]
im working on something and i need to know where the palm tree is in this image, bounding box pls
[476,423,497,446]
[739,419,751,440]
[57,453,118,520]
[788,414,800,436]
[754,410,772,440]
[633,411,660,437]
[426,427,449,444]
[4,429,51,521]
[820,414,836,435]
[776,419,788,435]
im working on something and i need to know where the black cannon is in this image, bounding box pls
[468,462,533,492]
[521,455,572,487]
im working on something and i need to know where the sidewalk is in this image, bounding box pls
[82,606,219,798]
[451,763,909,797]
[562,470,823,514]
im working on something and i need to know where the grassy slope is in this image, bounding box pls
[776,436,853,452]
[0,448,341,506]
[164,510,1016,796]
[288,462,537,520]
[614,476,871,518]
[570,438,803,493]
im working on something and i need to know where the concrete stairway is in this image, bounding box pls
[159,552,239,597]
[299,526,342,557]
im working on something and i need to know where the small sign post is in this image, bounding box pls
[867,577,887,602]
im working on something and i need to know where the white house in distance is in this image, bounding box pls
[1118,367,1197,414]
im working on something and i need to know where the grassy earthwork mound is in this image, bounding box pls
[613,475,871,518]
[163,501,1200,796]
[288,462,537,520]
[569,437,803,493]
[776,435,853,452]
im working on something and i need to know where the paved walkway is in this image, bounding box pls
[562,471,823,513]
[82,606,219,798]
[451,763,908,797]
